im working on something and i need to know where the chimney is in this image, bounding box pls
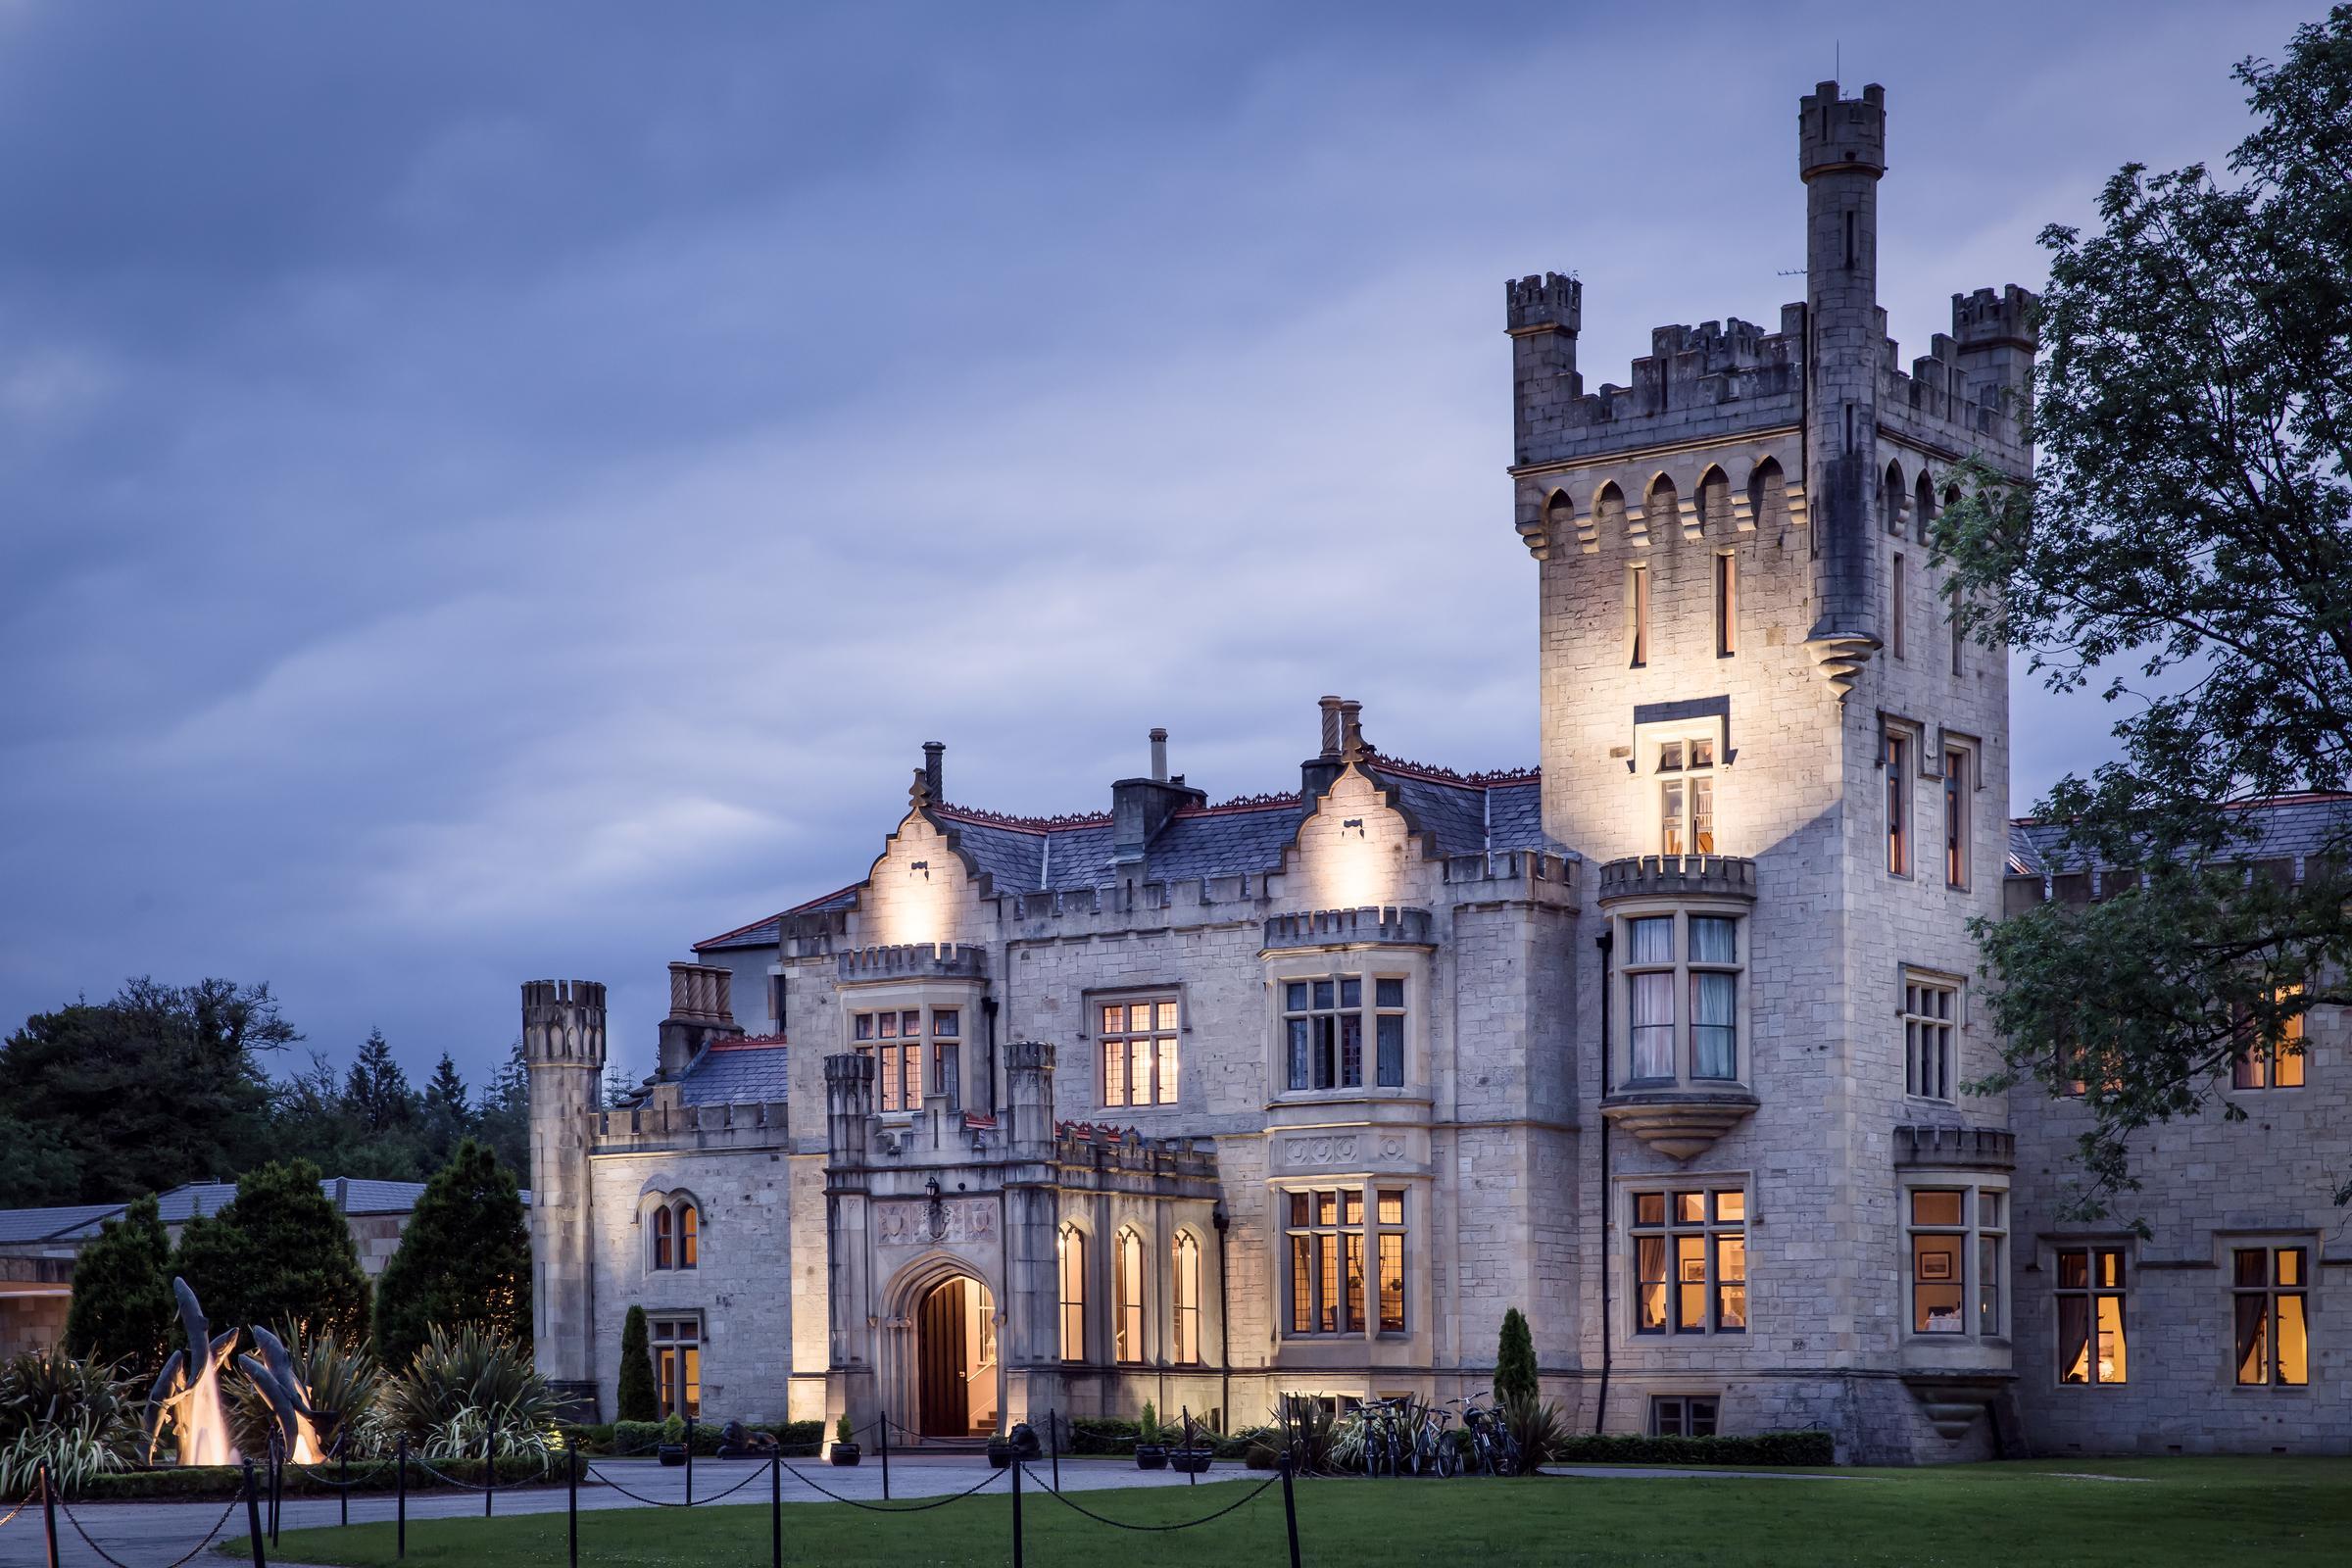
[1303,695,1350,799]
[1111,726,1203,866]
[922,741,945,803]
[1318,695,1345,758]
[659,961,743,1078]
[1339,699,1365,758]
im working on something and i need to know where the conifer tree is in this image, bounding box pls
[1494,1306,1538,1407]
[62,1195,175,1382]
[172,1157,370,1344]
[372,1139,530,1372]
[616,1305,660,1422]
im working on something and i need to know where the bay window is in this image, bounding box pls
[1618,910,1744,1085]
[1282,974,1406,1093]
[1904,1185,2004,1338]
[1285,1185,1409,1339]
[1630,1187,1745,1336]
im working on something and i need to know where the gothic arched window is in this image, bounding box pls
[1114,1227,1146,1365]
[652,1203,674,1270]
[1172,1233,1202,1366]
[677,1201,699,1270]
[1057,1224,1086,1363]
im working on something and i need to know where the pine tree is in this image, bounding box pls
[372,1138,531,1372]
[419,1054,474,1166]
[344,1029,417,1135]
[616,1305,659,1422]
[172,1157,371,1344]
[1494,1306,1538,1407]
[474,1040,532,1176]
[62,1195,175,1382]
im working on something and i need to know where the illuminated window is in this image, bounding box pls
[1172,1234,1202,1366]
[1619,912,1741,1083]
[1715,554,1738,659]
[1906,1187,2004,1338]
[1902,975,1958,1102]
[1282,975,1405,1093]
[652,1204,673,1270]
[677,1201,698,1270]
[651,1316,701,1419]
[1284,1187,1406,1339]
[1100,997,1179,1107]
[1630,1188,1744,1336]
[1942,747,1971,890]
[2055,1247,2128,1385]
[854,1007,960,1112]
[1056,1225,1086,1363]
[1113,1227,1146,1364]
[1629,562,1650,668]
[2232,1246,2309,1387]
[1649,1396,1719,1437]
[1886,730,1913,876]
[2233,991,2306,1090]
[1658,737,1716,857]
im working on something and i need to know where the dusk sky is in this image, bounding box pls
[0,1,2316,1089]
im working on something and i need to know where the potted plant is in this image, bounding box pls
[1133,1401,1168,1470]
[1170,1409,1214,1475]
[658,1413,688,1466]
[986,1432,1014,1470]
[830,1413,861,1467]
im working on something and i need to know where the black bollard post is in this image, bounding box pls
[1009,1449,1023,1568]
[566,1446,579,1568]
[269,1433,281,1545]
[685,1415,695,1506]
[240,1457,266,1568]
[878,1408,890,1500]
[484,1409,497,1519]
[40,1461,60,1568]
[339,1434,350,1528]
[396,1438,408,1560]
[769,1449,782,1568]
[1048,1409,1059,1492]
[1280,1452,1302,1568]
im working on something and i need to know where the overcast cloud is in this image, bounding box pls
[0,0,2316,1085]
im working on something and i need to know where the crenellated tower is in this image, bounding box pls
[523,979,606,1401]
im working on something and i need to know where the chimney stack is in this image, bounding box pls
[1318,696,1345,759]
[1149,727,1169,781]
[922,741,945,802]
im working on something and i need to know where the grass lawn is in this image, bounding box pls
[258,1456,2352,1566]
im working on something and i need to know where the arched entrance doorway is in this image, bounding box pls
[915,1274,999,1438]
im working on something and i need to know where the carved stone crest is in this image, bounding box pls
[875,1196,999,1247]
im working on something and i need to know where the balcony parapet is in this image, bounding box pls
[1597,855,1757,906]
[836,943,988,982]
[1893,1124,2016,1172]
[1262,906,1434,951]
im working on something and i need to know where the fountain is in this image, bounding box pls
[143,1278,240,1465]
[238,1325,324,1463]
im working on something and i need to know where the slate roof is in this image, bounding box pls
[693,885,859,955]
[0,1175,527,1250]
[0,1202,123,1246]
[678,1037,791,1104]
[2007,793,2352,876]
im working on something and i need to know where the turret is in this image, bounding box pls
[522,980,606,1399]
[1953,284,2037,434]
[823,1051,876,1160]
[1506,272,1583,466]
[1799,79,1887,699]
[1004,1040,1056,1159]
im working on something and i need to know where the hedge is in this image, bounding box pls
[1057,1418,1257,1459]
[74,1453,561,1502]
[565,1419,828,1457]
[1547,1430,1837,1467]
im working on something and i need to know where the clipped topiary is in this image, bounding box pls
[615,1306,660,1423]
[1494,1305,1538,1407]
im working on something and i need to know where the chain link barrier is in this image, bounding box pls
[771,1453,1008,1513]
[581,1460,769,1508]
[1019,1465,1280,1533]
[55,1493,242,1568]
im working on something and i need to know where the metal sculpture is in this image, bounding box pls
[143,1277,240,1465]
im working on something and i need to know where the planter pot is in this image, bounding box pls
[830,1444,861,1467]
[1134,1444,1168,1470]
[657,1445,687,1467]
[986,1441,1013,1471]
[1170,1448,1214,1475]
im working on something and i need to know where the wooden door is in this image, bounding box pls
[918,1278,968,1437]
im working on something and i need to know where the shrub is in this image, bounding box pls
[612,1419,668,1456]
[375,1326,558,1460]
[372,1139,531,1374]
[1245,1396,1340,1474]
[760,1420,826,1455]
[0,1349,142,1498]
[1494,1307,1538,1407]
[1499,1393,1564,1474]
[172,1158,370,1346]
[834,1413,854,1448]
[615,1307,659,1423]
[62,1196,174,1386]
[1547,1430,1837,1467]
[74,1453,556,1501]
[227,1327,382,1458]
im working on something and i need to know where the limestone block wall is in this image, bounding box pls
[2010,994,2352,1453]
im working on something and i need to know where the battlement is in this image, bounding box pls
[1893,1123,2016,1173]
[1596,854,1759,906]
[1954,284,2034,350]
[1505,272,1582,334]
[1511,306,1806,469]
[1875,287,2039,469]
[1263,906,1435,951]
[836,942,988,982]
[522,978,607,1067]
[1797,79,1886,180]
[586,1095,789,1154]
[1053,1123,1219,1183]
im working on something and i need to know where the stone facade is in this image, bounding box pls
[525,78,2347,1459]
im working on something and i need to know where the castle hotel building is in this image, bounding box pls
[523,82,2349,1462]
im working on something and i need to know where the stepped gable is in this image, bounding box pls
[694,884,858,955]
[679,1034,790,1104]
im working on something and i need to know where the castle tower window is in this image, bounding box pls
[1101,997,1179,1108]
[1658,737,1716,857]
[1714,553,1738,659]
[1618,910,1744,1085]
[650,1316,701,1419]
[1942,746,1972,890]
[1890,552,1908,660]
[1884,460,1906,536]
[1885,729,1913,876]
[677,1201,699,1270]
[1904,1185,2005,1338]
[1902,974,1958,1102]
[854,1006,957,1113]
[1113,1226,1146,1365]
[1056,1224,1086,1363]
[1626,918,1676,1080]
[1747,458,1787,534]
[1172,1233,1202,1366]
[1697,466,1731,535]
[2232,988,2306,1090]
[1630,1187,1745,1335]
[652,1204,673,1270]
[1690,918,1739,1080]
[1914,470,1936,545]
[2056,1246,2129,1384]
[2232,1246,2309,1386]
[1629,562,1650,668]
[1281,975,1407,1093]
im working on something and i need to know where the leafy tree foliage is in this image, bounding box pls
[1494,1306,1538,1407]
[0,979,287,1202]
[0,1109,80,1206]
[62,1196,175,1383]
[615,1306,660,1423]
[372,1138,531,1374]
[172,1157,370,1345]
[1939,9,2352,1217]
